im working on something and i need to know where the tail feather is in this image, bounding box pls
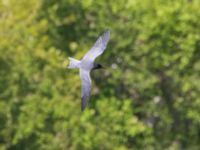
[68,57,80,68]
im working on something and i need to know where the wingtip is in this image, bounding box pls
[81,96,87,111]
[81,105,86,112]
[81,106,85,111]
[102,30,110,41]
[105,30,110,35]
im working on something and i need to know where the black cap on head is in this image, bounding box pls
[93,64,103,70]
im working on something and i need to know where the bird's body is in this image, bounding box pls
[80,60,94,70]
[68,31,110,111]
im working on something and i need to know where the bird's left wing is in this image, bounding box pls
[80,69,91,111]
[82,30,110,62]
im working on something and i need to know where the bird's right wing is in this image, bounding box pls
[80,69,91,111]
[82,30,110,62]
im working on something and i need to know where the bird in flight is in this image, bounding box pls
[68,30,110,111]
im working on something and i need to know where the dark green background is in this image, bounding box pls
[0,0,200,149]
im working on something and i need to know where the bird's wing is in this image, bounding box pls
[82,30,110,62]
[80,69,91,111]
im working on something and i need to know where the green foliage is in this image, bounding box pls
[0,0,200,149]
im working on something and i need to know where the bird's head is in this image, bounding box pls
[93,63,104,70]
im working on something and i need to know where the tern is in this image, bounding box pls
[68,31,110,111]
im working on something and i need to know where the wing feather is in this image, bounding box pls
[80,69,91,111]
[82,30,110,62]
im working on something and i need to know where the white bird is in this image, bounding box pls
[68,31,110,111]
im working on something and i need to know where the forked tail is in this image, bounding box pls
[68,57,80,68]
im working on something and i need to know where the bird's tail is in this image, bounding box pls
[67,57,80,69]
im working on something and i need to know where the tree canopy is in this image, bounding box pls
[0,0,200,149]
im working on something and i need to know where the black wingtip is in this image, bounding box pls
[81,106,85,112]
[81,104,85,112]
[81,96,87,111]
